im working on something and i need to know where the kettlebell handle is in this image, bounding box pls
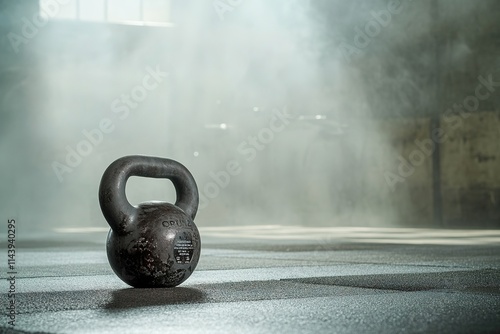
[99,155,199,235]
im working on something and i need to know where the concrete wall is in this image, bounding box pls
[441,111,500,226]
[380,111,500,227]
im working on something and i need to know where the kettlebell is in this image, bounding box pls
[99,155,200,288]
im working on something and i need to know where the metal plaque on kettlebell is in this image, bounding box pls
[98,155,200,288]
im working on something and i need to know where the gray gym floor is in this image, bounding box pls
[1,226,500,333]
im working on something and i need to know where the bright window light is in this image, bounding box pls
[79,0,106,22]
[108,0,141,23]
[39,0,172,26]
[143,0,170,23]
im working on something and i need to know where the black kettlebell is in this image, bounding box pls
[99,155,200,288]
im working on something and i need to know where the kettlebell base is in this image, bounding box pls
[105,203,201,288]
[107,228,200,288]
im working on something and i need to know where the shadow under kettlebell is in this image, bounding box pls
[104,287,206,311]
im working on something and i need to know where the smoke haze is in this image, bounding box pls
[1,0,499,234]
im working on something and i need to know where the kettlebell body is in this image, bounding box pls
[99,156,200,288]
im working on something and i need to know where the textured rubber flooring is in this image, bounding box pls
[0,226,499,333]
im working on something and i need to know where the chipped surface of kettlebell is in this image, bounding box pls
[99,155,200,288]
